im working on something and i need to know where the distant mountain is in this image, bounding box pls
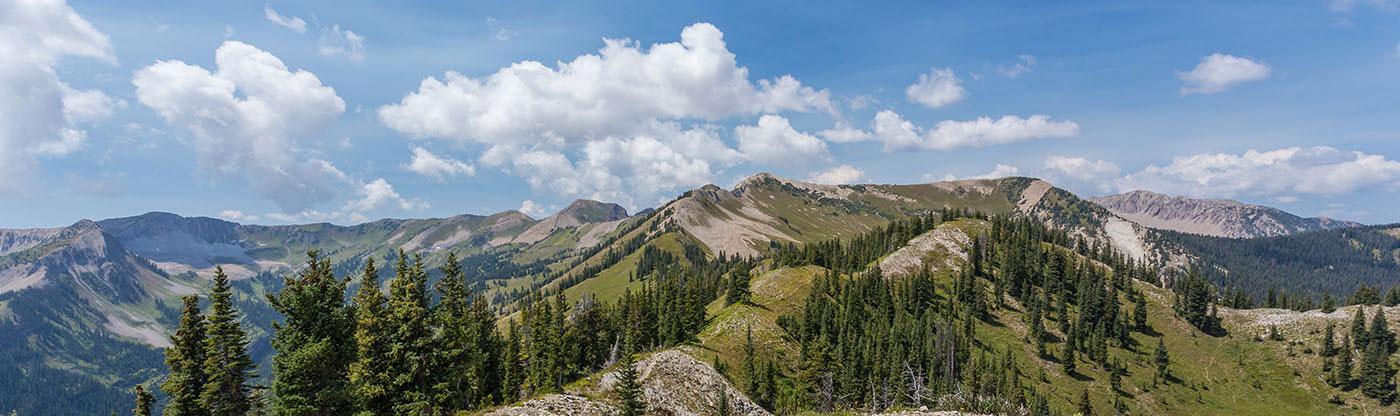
[1090,190,1361,238]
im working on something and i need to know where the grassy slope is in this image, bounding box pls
[685,216,1348,415]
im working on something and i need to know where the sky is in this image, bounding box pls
[3,0,1399,228]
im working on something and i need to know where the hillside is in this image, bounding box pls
[1091,190,1360,238]
[2,173,1398,415]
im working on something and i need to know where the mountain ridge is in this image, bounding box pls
[1091,189,1361,238]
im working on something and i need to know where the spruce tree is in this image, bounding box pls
[1360,340,1396,402]
[432,252,492,411]
[725,266,751,305]
[1153,338,1170,385]
[162,295,207,416]
[743,324,758,396]
[1078,388,1094,416]
[349,258,393,416]
[1351,307,1368,351]
[616,343,645,416]
[1062,332,1077,375]
[268,250,355,415]
[1368,306,1395,354]
[201,267,256,416]
[1322,322,1337,357]
[385,252,435,414]
[133,384,154,416]
[1334,334,1354,387]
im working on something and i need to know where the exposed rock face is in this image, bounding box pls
[513,200,628,245]
[879,223,972,278]
[598,349,770,416]
[1091,190,1360,238]
[483,394,619,416]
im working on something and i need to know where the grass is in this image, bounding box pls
[693,265,826,376]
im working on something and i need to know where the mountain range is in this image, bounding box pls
[2,172,1398,414]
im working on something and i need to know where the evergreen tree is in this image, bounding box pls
[133,384,154,416]
[1322,322,1337,357]
[1078,388,1094,416]
[1062,330,1078,375]
[268,251,355,415]
[162,295,207,416]
[201,267,256,416]
[1351,307,1369,351]
[349,258,393,416]
[1153,339,1170,385]
[616,344,645,416]
[1108,360,1122,394]
[385,252,435,414]
[1322,294,1337,313]
[1368,306,1395,354]
[725,266,751,305]
[1333,334,1354,387]
[743,324,758,396]
[1133,291,1149,331]
[433,252,487,411]
[1360,340,1396,403]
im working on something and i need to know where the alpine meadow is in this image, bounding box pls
[3,1,1400,415]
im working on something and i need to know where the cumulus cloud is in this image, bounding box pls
[998,54,1037,78]
[404,147,475,181]
[905,68,966,108]
[929,164,1021,182]
[1115,147,1400,198]
[318,24,365,63]
[343,178,426,212]
[1038,156,1122,193]
[817,122,872,143]
[518,200,548,218]
[378,22,832,207]
[218,210,259,222]
[0,0,117,194]
[736,115,829,166]
[873,110,1079,151]
[807,164,865,185]
[1178,53,1270,95]
[133,40,349,212]
[263,5,307,33]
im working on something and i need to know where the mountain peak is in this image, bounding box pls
[1091,191,1360,238]
[559,199,628,223]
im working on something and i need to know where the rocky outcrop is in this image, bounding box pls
[483,394,619,416]
[598,349,770,416]
[1091,190,1360,238]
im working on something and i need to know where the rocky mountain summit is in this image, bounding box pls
[1091,190,1360,238]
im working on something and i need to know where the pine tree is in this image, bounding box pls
[1062,331,1078,375]
[385,252,435,414]
[743,324,758,396]
[1078,388,1094,416]
[133,384,154,416]
[1351,307,1368,351]
[268,250,355,415]
[616,344,645,416]
[1108,359,1122,394]
[1368,306,1395,354]
[1333,334,1354,387]
[1133,290,1149,331]
[349,258,393,416]
[725,266,751,305]
[162,295,207,416]
[1153,338,1170,385]
[1322,322,1337,357]
[201,267,256,416]
[433,252,485,411]
[1360,340,1396,402]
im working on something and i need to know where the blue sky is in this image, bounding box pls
[3,0,1399,228]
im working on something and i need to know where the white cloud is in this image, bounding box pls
[817,122,872,143]
[133,40,349,212]
[1038,156,1122,193]
[343,178,426,212]
[1178,53,1270,95]
[518,200,548,218]
[845,94,876,110]
[404,147,475,180]
[218,210,258,222]
[905,67,966,108]
[929,164,1021,182]
[486,17,517,42]
[318,24,365,63]
[998,54,1036,78]
[1115,146,1400,198]
[0,0,116,194]
[736,115,829,166]
[873,110,1079,151]
[379,22,832,144]
[807,164,865,185]
[378,23,831,207]
[263,5,307,33]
